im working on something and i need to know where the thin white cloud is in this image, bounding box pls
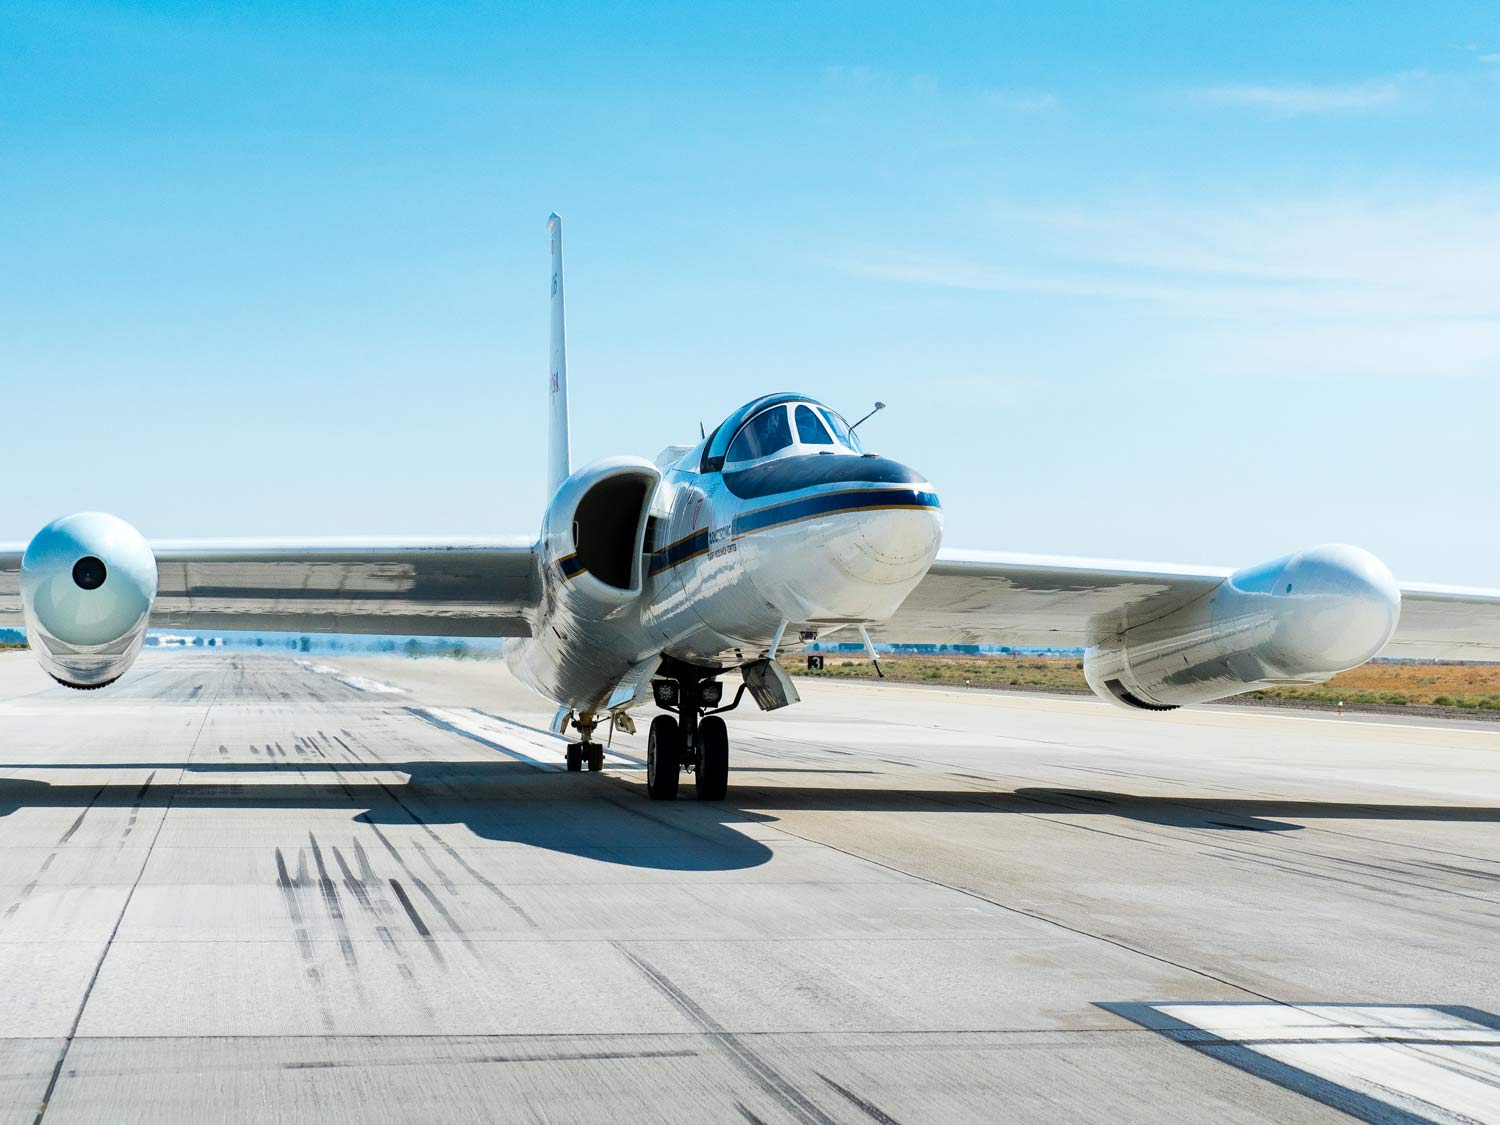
[829,194,1500,377]
[1190,79,1400,114]
[979,89,1059,112]
[822,64,887,87]
[1481,53,1500,64]
[822,67,1056,111]
[986,197,1500,304]
[822,65,939,95]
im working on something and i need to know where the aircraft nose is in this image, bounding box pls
[825,478,944,588]
[734,456,943,624]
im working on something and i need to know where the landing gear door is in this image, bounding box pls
[741,658,801,712]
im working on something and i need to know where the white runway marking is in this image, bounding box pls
[294,660,406,695]
[1185,707,1500,737]
[416,706,639,770]
[331,672,407,695]
[1113,1002,1500,1124]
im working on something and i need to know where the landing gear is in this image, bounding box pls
[695,715,728,801]
[647,715,681,800]
[647,661,747,801]
[563,714,607,774]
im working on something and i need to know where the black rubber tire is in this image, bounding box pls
[647,716,681,800]
[587,746,605,772]
[695,715,729,801]
[565,743,583,772]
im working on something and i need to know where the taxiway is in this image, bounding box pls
[0,650,1497,1123]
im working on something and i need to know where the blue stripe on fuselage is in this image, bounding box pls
[722,454,926,500]
[647,486,940,578]
[731,487,940,537]
[647,528,710,576]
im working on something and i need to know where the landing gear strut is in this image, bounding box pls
[563,713,606,773]
[647,661,745,801]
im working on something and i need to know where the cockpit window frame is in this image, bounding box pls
[725,405,795,465]
[794,404,835,446]
[817,407,863,453]
[701,393,860,473]
[700,392,804,473]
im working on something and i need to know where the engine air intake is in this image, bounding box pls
[574,473,653,591]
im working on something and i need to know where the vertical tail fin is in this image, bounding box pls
[547,212,571,496]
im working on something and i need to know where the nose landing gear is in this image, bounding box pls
[563,713,606,773]
[647,664,744,800]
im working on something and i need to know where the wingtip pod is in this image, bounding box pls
[1262,542,1401,672]
[20,512,158,688]
[1087,541,1401,711]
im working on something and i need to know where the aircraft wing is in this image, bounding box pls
[0,538,539,638]
[870,549,1500,660]
[1381,582,1500,660]
[0,553,12,629]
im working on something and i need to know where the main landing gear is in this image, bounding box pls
[646,662,745,801]
[563,713,606,773]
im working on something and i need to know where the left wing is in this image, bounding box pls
[0,537,539,637]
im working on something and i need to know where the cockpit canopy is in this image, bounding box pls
[699,393,862,473]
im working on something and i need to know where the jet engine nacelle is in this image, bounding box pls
[540,456,661,621]
[1085,543,1400,711]
[21,512,158,689]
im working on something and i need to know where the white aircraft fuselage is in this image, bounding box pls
[505,395,943,717]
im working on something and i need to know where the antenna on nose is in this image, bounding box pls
[849,401,886,433]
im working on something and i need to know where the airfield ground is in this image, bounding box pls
[789,652,1500,716]
[0,649,1496,1122]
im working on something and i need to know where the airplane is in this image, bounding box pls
[4,213,1500,802]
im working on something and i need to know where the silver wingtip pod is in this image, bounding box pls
[1269,543,1401,672]
[20,512,158,688]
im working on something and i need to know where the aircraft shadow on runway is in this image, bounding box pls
[0,760,1498,863]
[697,784,1500,834]
[0,761,783,872]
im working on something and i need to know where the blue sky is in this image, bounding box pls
[4,1,1498,582]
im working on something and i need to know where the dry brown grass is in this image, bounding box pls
[1251,661,1500,710]
[784,653,1500,711]
[784,653,1088,692]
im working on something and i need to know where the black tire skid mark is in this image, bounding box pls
[613,943,838,1125]
[336,726,539,931]
[817,1073,905,1125]
[117,770,157,842]
[286,729,479,963]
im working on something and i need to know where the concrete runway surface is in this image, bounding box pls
[0,649,1498,1124]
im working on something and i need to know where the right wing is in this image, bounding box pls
[0,537,540,637]
[872,549,1500,661]
[870,550,1230,648]
[1381,582,1500,660]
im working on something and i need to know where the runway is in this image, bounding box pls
[1,649,1498,1123]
